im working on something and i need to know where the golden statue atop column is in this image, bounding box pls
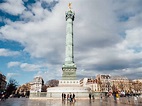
[68,2,72,10]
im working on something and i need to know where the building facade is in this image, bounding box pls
[96,74,111,92]
[30,77,44,93]
[80,75,142,94]
[111,76,130,92]
[0,72,7,91]
[16,83,31,96]
[80,78,99,92]
[132,79,142,93]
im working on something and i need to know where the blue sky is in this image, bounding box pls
[0,0,142,85]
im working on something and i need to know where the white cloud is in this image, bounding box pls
[34,63,62,82]
[0,48,20,56]
[125,27,142,48]
[1,0,142,82]
[41,0,59,2]
[7,61,21,68]
[0,0,25,15]
[7,61,52,74]
[20,63,42,71]
[20,1,50,21]
[7,73,20,78]
[114,67,142,78]
[35,70,61,82]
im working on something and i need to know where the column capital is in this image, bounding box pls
[65,11,75,21]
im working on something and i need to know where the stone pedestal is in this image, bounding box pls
[62,67,76,80]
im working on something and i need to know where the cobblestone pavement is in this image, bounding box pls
[0,97,142,106]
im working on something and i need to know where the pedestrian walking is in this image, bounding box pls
[89,93,91,102]
[64,93,66,100]
[62,93,64,101]
[100,96,102,102]
[67,94,69,102]
[115,91,120,103]
[92,94,95,102]
[73,93,76,102]
[113,90,116,102]
[134,96,138,105]
[70,93,73,102]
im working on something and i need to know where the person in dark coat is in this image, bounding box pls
[62,93,64,101]
[70,93,73,102]
[92,94,95,102]
[89,93,91,101]
[64,93,66,100]
[73,93,76,102]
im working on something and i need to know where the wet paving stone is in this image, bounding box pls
[0,97,142,106]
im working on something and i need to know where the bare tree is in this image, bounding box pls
[46,79,59,87]
[42,85,48,92]
[6,78,18,96]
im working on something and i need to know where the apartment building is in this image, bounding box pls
[30,76,44,92]
[96,74,111,92]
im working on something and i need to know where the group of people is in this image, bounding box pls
[0,93,7,101]
[62,93,76,103]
